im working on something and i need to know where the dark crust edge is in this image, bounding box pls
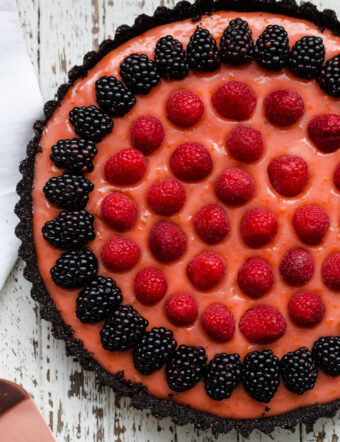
[15,0,340,437]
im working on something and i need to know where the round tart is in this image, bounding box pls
[16,0,340,436]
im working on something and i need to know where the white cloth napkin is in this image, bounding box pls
[0,0,43,290]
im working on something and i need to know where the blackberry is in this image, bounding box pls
[166,345,207,392]
[254,25,289,71]
[69,105,113,142]
[242,350,280,403]
[43,173,94,209]
[42,210,95,249]
[187,26,220,72]
[312,336,340,376]
[120,53,160,95]
[51,247,97,289]
[280,347,317,395]
[76,276,122,323]
[220,18,254,66]
[95,76,136,117]
[205,353,241,401]
[288,36,325,79]
[100,305,148,352]
[154,35,189,80]
[133,327,177,375]
[318,55,340,98]
[50,138,97,174]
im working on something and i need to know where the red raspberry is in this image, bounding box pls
[101,192,138,232]
[187,251,226,291]
[194,204,229,244]
[264,89,305,127]
[130,115,165,155]
[308,114,340,153]
[101,237,140,271]
[147,179,186,216]
[293,205,330,245]
[215,168,255,206]
[334,163,340,190]
[104,148,146,185]
[237,257,273,298]
[226,124,264,163]
[166,293,198,325]
[170,142,213,181]
[239,306,287,343]
[134,268,168,305]
[322,253,340,291]
[212,81,256,120]
[288,291,325,327]
[268,155,308,197]
[201,304,235,342]
[241,208,278,248]
[149,221,187,263]
[166,89,204,127]
[279,248,315,287]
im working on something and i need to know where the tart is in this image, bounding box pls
[16,0,340,436]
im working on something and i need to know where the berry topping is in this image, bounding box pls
[187,251,226,291]
[154,35,189,80]
[212,81,256,120]
[51,248,98,289]
[69,105,113,142]
[215,168,255,206]
[241,208,278,248]
[268,155,308,197]
[205,353,241,400]
[254,25,289,71]
[288,291,325,327]
[280,347,317,395]
[130,116,165,155]
[149,221,187,263]
[187,26,220,72]
[104,148,146,185]
[264,89,305,127]
[201,304,235,341]
[318,54,340,98]
[50,138,97,174]
[166,89,204,127]
[95,76,136,117]
[293,205,330,245]
[226,124,264,163]
[119,53,160,95]
[147,179,186,216]
[308,114,340,153]
[134,268,168,305]
[170,142,213,181]
[220,18,254,66]
[280,248,315,287]
[312,336,340,377]
[322,253,340,291]
[165,293,198,326]
[76,276,122,323]
[239,305,287,343]
[101,192,138,232]
[101,237,140,271]
[237,257,273,298]
[288,36,325,79]
[194,204,229,244]
[334,163,340,190]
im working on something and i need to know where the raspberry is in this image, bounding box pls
[149,221,187,263]
[101,237,140,271]
[288,291,325,327]
[170,142,213,181]
[215,168,255,206]
[241,208,278,248]
[187,251,226,291]
[268,155,308,197]
[226,125,263,163]
[212,81,256,121]
[308,114,340,153]
[134,268,168,305]
[166,89,204,127]
[104,148,146,185]
[279,248,315,287]
[322,253,340,291]
[165,293,198,325]
[101,192,138,232]
[237,257,273,298]
[239,305,287,343]
[201,304,235,341]
[147,179,186,216]
[334,163,340,190]
[194,205,229,244]
[130,116,165,155]
[264,89,305,127]
[293,205,330,245]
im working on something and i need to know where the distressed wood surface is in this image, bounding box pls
[1,0,339,440]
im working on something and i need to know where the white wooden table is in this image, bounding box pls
[1,0,339,440]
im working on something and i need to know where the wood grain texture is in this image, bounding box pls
[3,0,339,440]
